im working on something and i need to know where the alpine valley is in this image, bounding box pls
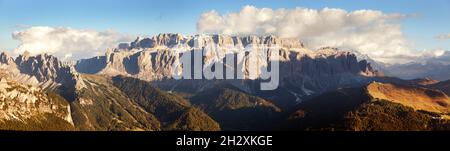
[0,34,449,131]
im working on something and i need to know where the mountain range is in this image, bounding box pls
[0,33,448,131]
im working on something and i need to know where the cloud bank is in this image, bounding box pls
[197,5,421,64]
[12,26,133,60]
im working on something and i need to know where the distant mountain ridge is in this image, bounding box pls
[384,61,450,81]
[0,51,85,91]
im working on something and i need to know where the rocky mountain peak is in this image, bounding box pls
[0,52,85,91]
[0,51,14,65]
[126,34,305,50]
[0,78,73,126]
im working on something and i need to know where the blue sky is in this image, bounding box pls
[1,0,449,51]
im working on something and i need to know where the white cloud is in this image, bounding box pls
[12,26,133,59]
[197,5,420,64]
[435,33,450,40]
[416,49,450,65]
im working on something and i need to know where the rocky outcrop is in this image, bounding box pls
[76,34,379,80]
[0,51,85,99]
[0,51,15,65]
[0,76,74,130]
[128,33,304,50]
[0,52,81,127]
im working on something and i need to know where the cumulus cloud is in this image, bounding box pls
[12,26,133,60]
[435,33,450,40]
[197,5,420,64]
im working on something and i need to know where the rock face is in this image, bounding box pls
[0,52,83,130]
[0,51,85,92]
[0,52,87,130]
[256,47,380,109]
[0,77,74,130]
[76,34,308,80]
[76,34,379,81]
[129,34,304,50]
[0,51,15,65]
[76,34,381,109]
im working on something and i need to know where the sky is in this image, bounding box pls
[0,0,449,63]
